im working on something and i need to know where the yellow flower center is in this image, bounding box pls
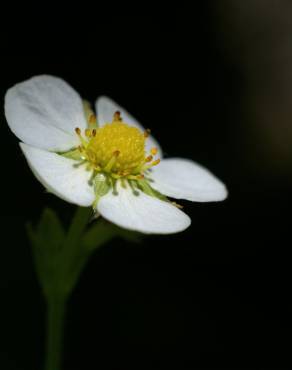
[74,111,160,179]
[87,122,145,173]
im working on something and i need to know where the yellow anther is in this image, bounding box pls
[143,158,161,171]
[128,174,144,180]
[113,111,122,122]
[83,100,97,128]
[89,114,97,125]
[113,150,120,157]
[85,129,91,138]
[144,129,151,138]
[111,173,122,179]
[145,155,153,163]
[151,159,160,166]
[172,201,183,209]
[75,127,88,147]
[151,147,158,156]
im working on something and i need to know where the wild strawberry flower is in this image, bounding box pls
[5,75,227,234]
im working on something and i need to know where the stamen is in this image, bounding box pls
[111,173,122,179]
[93,164,101,171]
[83,101,97,128]
[172,201,183,209]
[121,178,127,188]
[89,114,97,126]
[87,150,96,163]
[127,174,144,180]
[113,111,122,122]
[72,117,161,187]
[73,160,87,169]
[144,129,151,138]
[111,179,118,195]
[88,171,96,185]
[129,180,140,196]
[145,176,154,182]
[104,151,120,172]
[152,159,160,166]
[75,127,88,147]
[145,155,153,163]
[117,170,130,177]
[143,158,160,171]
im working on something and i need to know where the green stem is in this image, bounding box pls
[63,206,92,253]
[33,207,117,370]
[45,297,67,370]
[44,207,91,370]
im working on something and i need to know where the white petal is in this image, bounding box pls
[150,158,228,202]
[20,143,95,206]
[97,182,190,234]
[96,96,163,157]
[5,75,87,151]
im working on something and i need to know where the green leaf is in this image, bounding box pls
[27,206,142,301]
[27,208,66,298]
[37,208,66,252]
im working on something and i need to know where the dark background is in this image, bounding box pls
[1,2,292,369]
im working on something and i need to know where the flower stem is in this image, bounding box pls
[65,207,92,248]
[28,206,118,370]
[43,207,92,370]
[45,297,67,370]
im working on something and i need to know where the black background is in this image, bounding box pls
[0,3,291,369]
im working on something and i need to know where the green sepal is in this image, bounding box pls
[60,148,83,161]
[137,179,168,202]
[92,173,111,208]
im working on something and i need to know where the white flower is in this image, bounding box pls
[5,75,228,234]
